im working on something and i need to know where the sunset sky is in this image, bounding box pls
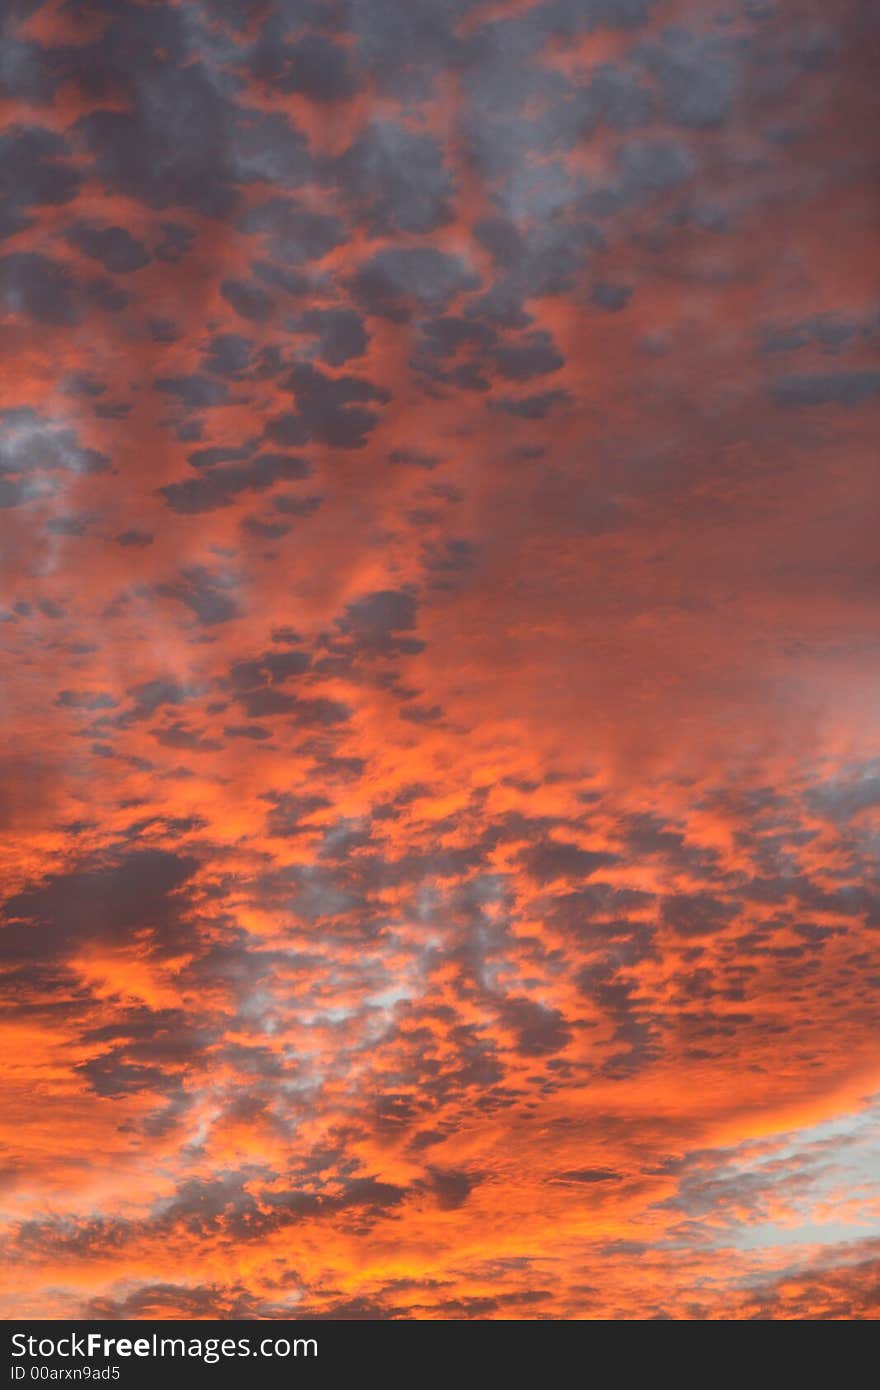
[1,0,879,1320]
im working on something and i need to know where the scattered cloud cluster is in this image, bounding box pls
[1,0,879,1319]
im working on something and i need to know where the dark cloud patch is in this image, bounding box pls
[115,529,153,547]
[82,1281,268,1320]
[0,850,198,962]
[424,538,478,579]
[157,566,241,625]
[61,371,107,400]
[493,390,570,419]
[292,696,352,728]
[298,309,368,366]
[400,702,443,725]
[77,57,313,215]
[388,448,442,470]
[335,122,454,235]
[348,0,472,96]
[251,27,357,102]
[77,1006,216,1098]
[154,221,195,263]
[273,493,323,518]
[0,126,80,240]
[578,966,660,1076]
[136,1167,411,1243]
[519,840,617,884]
[351,248,480,322]
[759,312,874,357]
[807,764,880,820]
[239,197,346,262]
[494,330,564,381]
[618,812,719,876]
[591,282,633,311]
[154,1172,265,1236]
[0,31,58,104]
[160,453,309,514]
[0,252,79,325]
[124,679,192,723]
[149,317,179,343]
[427,1168,478,1210]
[581,138,695,217]
[499,997,571,1056]
[64,223,151,274]
[234,687,296,717]
[416,315,497,362]
[220,277,275,323]
[56,690,118,712]
[636,27,743,128]
[229,650,311,688]
[200,333,254,377]
[93,401,131,421]
[223,645,313,719]
[471,204,604,309]
[84,275,129,314]
[772,371,880,408]
[275,363,389,449]
[187,445,252,470]
[45,511,95,536]
[660,892,741,938]
[223,723,271,740]
[553,1168,622,1184]
[240,515,291,540]
[557,0,660,35]
[154,375,229,410]
[252,259,309,297]
[153,722,222,752]
[263,791,332,838]
[570,62,654,136]
[333,588,423,659]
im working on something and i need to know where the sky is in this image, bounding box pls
[1,0,879,1321]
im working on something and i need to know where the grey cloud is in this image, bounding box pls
[276,363,389,449]
[201,333,254,377]
[335,588,422,656]
[0,252,80,324]
[154,374,230,410]
[157,566,241,625]
[591,282,632,311]
[0,126,80,240]
[772,371,880,408]
[500,996,572,1056]
[251,25,357,102]
[298,308,368,366]
[637,27,742,128]
[335,121,454,235]
[660,892,741,937]
[520,839,618,884]
[0,849,198,962]
[493,390,570,419]
[56,690,119,712]
[239,196,346,262]
[220,277,275,322]
[494,330,564,381]
[115,529,153,547]
[807,764,880,820]
[64,223,151,273]
[351,248,480,322]
[0,408,107,476]
[160,453,310,514]
[77,53,313,215]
